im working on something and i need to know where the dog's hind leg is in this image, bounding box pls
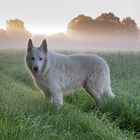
[85,72,115,105]
[85,85,104,106]
[84,71,108,105]
[103,86,115,100]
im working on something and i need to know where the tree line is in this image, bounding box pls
[67,12,139,41]
[0,12,139,48]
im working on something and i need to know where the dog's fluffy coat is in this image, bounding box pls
[26,39,115,107]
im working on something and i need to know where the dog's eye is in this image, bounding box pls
[31,57,35,60]
[39,58,43,61]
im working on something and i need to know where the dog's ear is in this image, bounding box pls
[27,39,33,52]
[40,39,47,53]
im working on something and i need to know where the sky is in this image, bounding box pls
[0,0,140,35]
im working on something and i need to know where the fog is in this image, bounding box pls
[0,15,140,52]
[0,29,140,52]
[1,33,139,52]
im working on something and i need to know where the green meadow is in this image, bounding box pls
[0,50,140,140]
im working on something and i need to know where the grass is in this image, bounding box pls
[0,50,140,140]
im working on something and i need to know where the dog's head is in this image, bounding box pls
[26,39,48,75]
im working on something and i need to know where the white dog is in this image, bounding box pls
[25,39,115,107]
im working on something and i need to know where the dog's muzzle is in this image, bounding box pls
[33,66,39,72]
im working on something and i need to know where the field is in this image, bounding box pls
[0,50,140,140]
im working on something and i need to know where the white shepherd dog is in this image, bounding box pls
[25,39,115,107]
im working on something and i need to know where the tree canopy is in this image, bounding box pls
[67,12,139,41]
[0,19,30,47]
[6,19,25,31]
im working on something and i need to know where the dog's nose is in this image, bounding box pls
[34,66,39,72]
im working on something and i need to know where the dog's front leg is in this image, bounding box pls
[52,91,63,108]
[44,92,53,105]
[47,82,63,108]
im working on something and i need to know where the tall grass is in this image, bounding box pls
[0,50,140,140]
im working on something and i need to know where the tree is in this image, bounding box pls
[67,14,94,35]
[94,12,122,34]
[95,13,120,25]
[122,17,139,40]
[5,19,30,43]
[6,19,25,31]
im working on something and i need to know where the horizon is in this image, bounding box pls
[0,0,140,35]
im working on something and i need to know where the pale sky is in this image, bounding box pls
[0,0,140,35]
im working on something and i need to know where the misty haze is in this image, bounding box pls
[0,12,140,51]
